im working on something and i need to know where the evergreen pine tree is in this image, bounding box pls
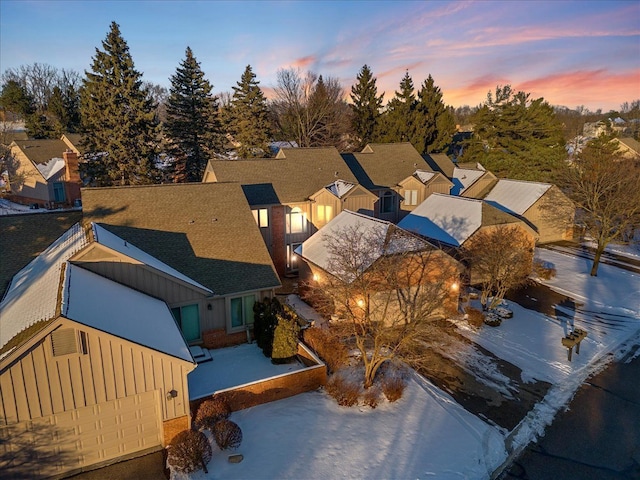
[48,85,80,136]
[350,64,383,148]
[228,65,271,158]
[463,85,565,182]
[165,47,222,182]
[377,71,416,143]
[80,22,159,186]
[413,75,456,154]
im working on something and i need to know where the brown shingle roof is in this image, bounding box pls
[81,182,280,295]
[342,143,434,190]
[424,153,455,178]
[12,139,69,164]
[206,147,358,205]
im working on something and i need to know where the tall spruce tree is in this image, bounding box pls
[165,47,222,182]
[414,75,456,154]
[228,65,271,158]
[350,65,384,148]
[463,85,565,182]
[81,22,159,186]
[377,71,416,143]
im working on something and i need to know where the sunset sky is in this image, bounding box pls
[1,0,638,112]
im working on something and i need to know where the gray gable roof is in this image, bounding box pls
[206,147,358,205]
[341,143,434,190]
[81,182,280,295]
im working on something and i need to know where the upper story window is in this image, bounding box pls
[381,191,394,214]
[404,190,418,206]
[287,207,307,234]
[316,205,333,223]
[252,208,269,228]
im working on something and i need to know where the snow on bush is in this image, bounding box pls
[167,429,212,474]
[213,419,243,450]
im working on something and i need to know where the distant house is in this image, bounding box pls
[81,182,281,348]
[7,139,82,207]
[0,224,196,478]
[296,210,461,318]
[481,179,575,243]
[341,143,446,222]
[203,147,370,276]
[613,137,640,159]
[398,194,537,283]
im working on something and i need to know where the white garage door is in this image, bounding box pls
[0,390,163,478]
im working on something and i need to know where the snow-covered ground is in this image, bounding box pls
[178,247,639,479]
[0,198,80,215]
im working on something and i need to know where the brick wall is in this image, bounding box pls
[270,205,287,276]
[162,415,190,445]
[202,328,248,349]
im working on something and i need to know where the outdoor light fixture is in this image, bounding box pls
[357,299,365,307]
[313,274,319,282]
[167,389,178,400]
[451,282,459,292]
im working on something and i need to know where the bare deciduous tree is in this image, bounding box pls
[304,222,459,388]
[271,68,351,149]
[562,134,640,276]
[462,225,534,309]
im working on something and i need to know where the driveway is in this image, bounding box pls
[68,451,166,480]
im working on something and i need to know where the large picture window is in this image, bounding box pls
[230,295,256,329]
[286,207,307,234]
[403,190,418,206]
[171,304,200,342]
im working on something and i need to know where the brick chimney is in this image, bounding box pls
[63,149,81,204]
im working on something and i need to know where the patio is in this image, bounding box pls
[187,342,319,401]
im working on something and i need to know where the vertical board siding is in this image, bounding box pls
[0,324,193,426]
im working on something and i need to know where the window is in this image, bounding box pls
[316,204,333,223]
[53,182,66,202]
[286,207,307,234]
[230,295,256,329]
[252,208,269,228]
[171,304,200,342]
[404,190,418,206]
[381,191,394,213]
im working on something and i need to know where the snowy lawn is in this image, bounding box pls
[188,343,306,400]
[177,373,506,480]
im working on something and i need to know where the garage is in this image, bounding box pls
[0,390,163,478]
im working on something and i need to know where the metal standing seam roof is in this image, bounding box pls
[81,182,281,296]
[206,147,359,205]
[62,264,194,363]
[296,210,434,282]
[0,223,89,353]
[483,179,552,215]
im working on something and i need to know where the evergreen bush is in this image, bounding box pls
[271,313,300,363]
[167,429,212,474]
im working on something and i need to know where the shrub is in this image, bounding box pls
[167,429,212,474]
[362,387,381,409]
[381,373,406,402]
[302,327,349,373]
[466,307,484,329]
[194,397,231,431]
[533,259,557,280]
[271,313,300,363]
[213,419,243,450]
[253,298,280,358]
[325,373,360,407]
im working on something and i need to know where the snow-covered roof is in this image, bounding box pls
[62,264,193,363]
[296,210,431,282]
[35,157,65,180]
[324,179,357,198]
[0,223,89,353]
[414,169,436,184]
[484,179,551,215]
[398,194,483,247]
[92,223,212,294]
[450,167,486,195]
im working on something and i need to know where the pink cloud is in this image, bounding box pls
[291,55,316,70]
